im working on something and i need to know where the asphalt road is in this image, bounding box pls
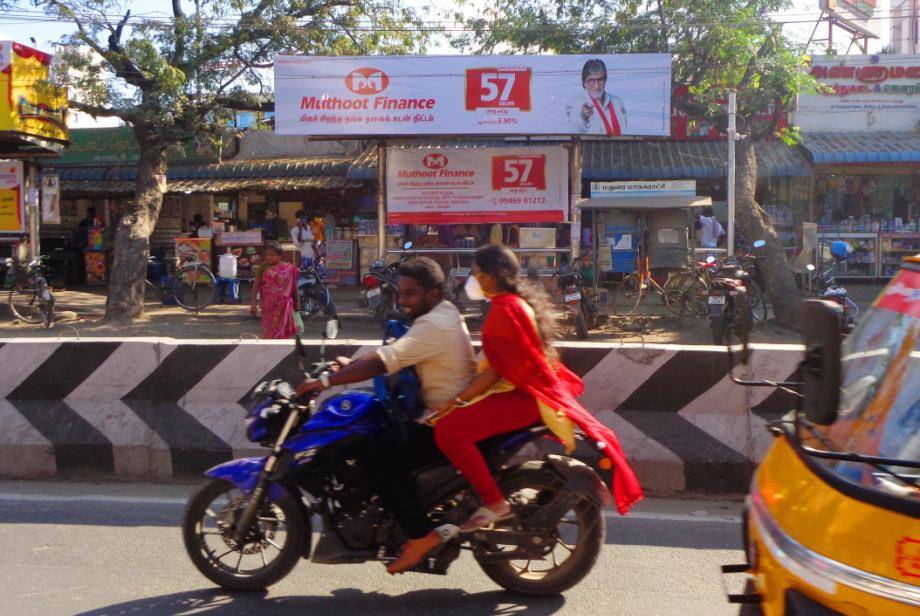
[0,481,748,616]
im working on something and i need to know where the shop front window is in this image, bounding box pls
[817,174,920,230]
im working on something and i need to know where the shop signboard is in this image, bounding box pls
[0,41,68,144]
[591,180,697,199]
[40,174,60,224]
[325,239,354,270]
[387,146,568,224]
[0,160,25,234]
[796,54,920,132]
[274,54,671,136]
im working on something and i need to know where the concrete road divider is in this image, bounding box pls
[0,338,803,494]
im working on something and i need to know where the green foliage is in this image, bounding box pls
[451,0,819,140]
[28,0,427,145]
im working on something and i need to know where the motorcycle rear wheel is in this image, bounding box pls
[574,311,588,340]
[182,478,305,590]
[475,464,603,596]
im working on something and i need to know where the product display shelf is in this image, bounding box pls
[879,232,920,277]
[816,232,879,279]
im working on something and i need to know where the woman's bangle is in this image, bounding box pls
[454,396,467,407]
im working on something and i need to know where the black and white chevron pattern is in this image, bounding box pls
[0,339,802,493]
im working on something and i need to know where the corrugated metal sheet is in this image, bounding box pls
[55,156,354,183]
[580,140,811,180]
[61,176,357,195]
[347,139,810,180]
[800,132,920,164]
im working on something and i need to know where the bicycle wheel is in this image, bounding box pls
[7,285,41,323]
[171,265,217,311]
[747,281,768,321]
[678,276,709,318]
[662,272,696,316]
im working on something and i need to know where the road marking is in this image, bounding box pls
[0,492,742,523]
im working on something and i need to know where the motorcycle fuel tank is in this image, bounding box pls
[306,390,387,432]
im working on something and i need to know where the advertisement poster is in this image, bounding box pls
[84,251,106,286]
[40,174,60,224]
[386,146,568,224]
[326,239,354,270]
[175,237,212,267]
[796,54,920,132]
[0,160,24,234]
[275,54,671,136]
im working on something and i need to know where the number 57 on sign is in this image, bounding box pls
[491,155,547,191]
[465,68,532,111]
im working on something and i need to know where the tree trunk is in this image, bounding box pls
[735,139,803,330]
[104,126,168,324]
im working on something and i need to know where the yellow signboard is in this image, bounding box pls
[0,40,68,144]
[0,160,24,234]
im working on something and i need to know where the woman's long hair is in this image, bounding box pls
[474,244,559,357]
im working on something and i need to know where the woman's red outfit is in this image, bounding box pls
[434,293,643,515]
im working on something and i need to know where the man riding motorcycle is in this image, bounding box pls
[296,257,477,574]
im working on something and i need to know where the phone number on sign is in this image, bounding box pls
[491,196,547,205]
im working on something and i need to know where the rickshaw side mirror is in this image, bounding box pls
[801,300,842,426]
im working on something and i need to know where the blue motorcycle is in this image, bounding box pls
[182,320,607,595]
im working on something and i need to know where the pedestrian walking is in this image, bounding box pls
[250,241,301,339]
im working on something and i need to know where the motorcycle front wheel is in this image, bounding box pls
[475,463,603,596]
[182,478,306,590]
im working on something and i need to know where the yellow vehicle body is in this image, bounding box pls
[748,436,919,615]
[739,257,920,615]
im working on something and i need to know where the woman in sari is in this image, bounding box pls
[250,241,301,339]
[431,245,643,531]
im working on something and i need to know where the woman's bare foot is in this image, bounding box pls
[459,501,511,532]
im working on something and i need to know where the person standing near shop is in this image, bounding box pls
[250,241,300,339]
[290,210,314,266]
[697,207,726,249]
[72,206,97,285]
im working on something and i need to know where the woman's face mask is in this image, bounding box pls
[464,274,487,302]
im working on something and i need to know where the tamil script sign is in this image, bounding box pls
[386,146,568,224]
[0,160,24,234]
[274,54,671,136]
[795,54,920,132]
[591,180,697,198]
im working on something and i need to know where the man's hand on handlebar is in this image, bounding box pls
[296,379,324,398]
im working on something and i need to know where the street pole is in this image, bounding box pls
[727,90,737,257]
[27,161,40,262]
[376,141,386,259]
[569,139,581,263]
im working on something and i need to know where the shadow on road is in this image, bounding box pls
[75,587,566,616]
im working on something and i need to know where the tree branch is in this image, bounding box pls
[172,0,187,64]
[69,99,141,124]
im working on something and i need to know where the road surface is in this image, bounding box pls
[0,481,748,616]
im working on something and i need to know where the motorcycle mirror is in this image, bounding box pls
[753,239,766,249]
[800,300,841,426]
[325,319,340,340]
[706,256,716,264]
[403,241,413,250]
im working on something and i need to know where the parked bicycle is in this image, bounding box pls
[618,255,705,317]
[144,253,217,312]
[5,256,55,328]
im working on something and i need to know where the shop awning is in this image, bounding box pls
[581,140,811,179]
[61,175,357,195]
[799,132,920,164]
[576,195,712,210]
[55,156,359,194]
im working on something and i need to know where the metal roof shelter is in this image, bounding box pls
[799,132,920,164]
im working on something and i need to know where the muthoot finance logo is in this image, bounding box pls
[346,68,389,95]
[422,153,448,169]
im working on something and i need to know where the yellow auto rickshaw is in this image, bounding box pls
[724,254,920,615]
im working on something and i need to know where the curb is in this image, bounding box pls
[0,338,802,494]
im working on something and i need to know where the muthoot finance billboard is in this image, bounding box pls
[274,54,671,137]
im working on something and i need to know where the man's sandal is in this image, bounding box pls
[459,505,512,532]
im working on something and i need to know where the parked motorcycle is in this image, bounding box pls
[806,262,858,335]
[554,263,598,340]
[706,254,753,346]
[298,247,337,322]
[182,320,607,595]
[361,241,413,327]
